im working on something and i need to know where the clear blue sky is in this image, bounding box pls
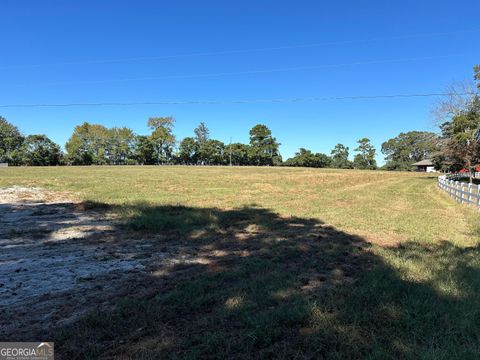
[1,0,479,163]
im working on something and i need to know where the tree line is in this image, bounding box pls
[0,116,379,169]
[64,119,283,166]
[0,115,462,170]
[1,65,478,170]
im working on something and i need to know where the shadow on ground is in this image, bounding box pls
[53,204,480,359]
[1,199,479,359]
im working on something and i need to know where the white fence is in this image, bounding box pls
[446,172,480,181]
[438,175,480,207]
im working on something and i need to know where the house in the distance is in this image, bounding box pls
[412,159,436,172]
[0,163,8,168]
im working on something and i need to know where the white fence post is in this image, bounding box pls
[438,174,479,208]
[478,184,480,207]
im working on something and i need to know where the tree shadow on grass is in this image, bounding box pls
[48,204,480,359]
[416,176,440,180]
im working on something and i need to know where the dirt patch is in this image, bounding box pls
[0,187,201,340]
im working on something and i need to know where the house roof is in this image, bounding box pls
[412,159,434,166]
[459,166,480,173]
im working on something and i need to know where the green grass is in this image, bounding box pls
[2,166,480,359]
[0,166,474,244]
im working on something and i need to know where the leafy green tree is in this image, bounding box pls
[198,139,225,165]
[178,137,198,164]
[353,138,377,170]
[20,134,62,166]
[194,122,209,145]
[147,117,176,164]
[284,148,331,168]
[65,123,93,165]
[109,127,136,165]
[65,122,111,165]
[88,124,110,165]
[196,143,210,165]
[135,135,155,165]
[0,116,24,165]
[313,152,332,168]
[381,131,439,171]
[430,152,460,173]
[229,143,250,165]
[330,144,352,169]
[248,124,281,166]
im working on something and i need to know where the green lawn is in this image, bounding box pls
[1,166,479,359]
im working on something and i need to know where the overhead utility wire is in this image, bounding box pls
[0,92,475,108]
[14,53,466,87]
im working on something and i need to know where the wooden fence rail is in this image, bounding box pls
[438,175,480,207]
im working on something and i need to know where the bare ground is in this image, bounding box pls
[0,187,202,340]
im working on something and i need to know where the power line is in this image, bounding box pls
[0,92,475,108]
[15,53,466,87]
[1,28,478,70]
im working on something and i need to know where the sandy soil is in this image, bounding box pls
[0,187,199,340]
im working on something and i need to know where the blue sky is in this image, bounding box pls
[1,0,479,163]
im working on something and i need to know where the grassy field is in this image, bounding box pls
[1,166,480,359]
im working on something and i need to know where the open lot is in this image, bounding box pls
[1,166,480,359]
